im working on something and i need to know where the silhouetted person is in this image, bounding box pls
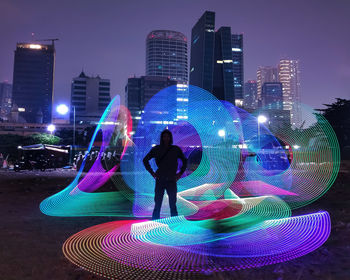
[143,129,187,220]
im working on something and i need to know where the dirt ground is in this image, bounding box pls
[0,164,349,280]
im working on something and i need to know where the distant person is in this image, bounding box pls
[143,129,187,220]
[76,154,83,171]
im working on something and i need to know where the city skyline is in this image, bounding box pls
[0,0,349,113]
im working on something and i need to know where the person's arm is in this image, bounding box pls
[177,147,187,176]
[143,147,157,177]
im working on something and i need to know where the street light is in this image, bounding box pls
[56,104,75,164]
[218,129,226,142]
[56,104,69,115]
[47,124,56,135]
[258,115,267,124]
[257,115,267,148]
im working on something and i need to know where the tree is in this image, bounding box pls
[317,98,350,158]
[28,133,61,145]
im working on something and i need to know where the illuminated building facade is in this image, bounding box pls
[243,80,258,110]
[260,82,290,130]
[190,11,216,93]
[261,82,283,110]
[0,82,12,120]
[125,76,177,128]
[70,71,111,124]
[146,30,188,83]
[278,59,301,127]
[12,42,55,123]
[190,11,244,104]
[213,27,235,103]
[231,34,244,101]
[256,66,278,105]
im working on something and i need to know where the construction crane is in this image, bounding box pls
[35,38,59,46]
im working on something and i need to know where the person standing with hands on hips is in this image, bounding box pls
[143,129,187,220]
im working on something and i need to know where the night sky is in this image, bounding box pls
[1,0,349,116]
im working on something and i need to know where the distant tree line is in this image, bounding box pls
[317,98,350,159]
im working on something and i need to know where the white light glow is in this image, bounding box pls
[47,124,56,133]
[29,44,42,49]
[218,129,226,137]
[258,115,267,123]
[232,48,242,52]
[176,84,188,88]
[18,107,25,112]
[56,104,69,115]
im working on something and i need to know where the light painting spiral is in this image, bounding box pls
[39,85,340,279]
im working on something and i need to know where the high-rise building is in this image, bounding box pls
[278,59,301,127]
[231,34,244,101]
[190,11,216,93]
[243,80,258,110]
[213,27,235,103]
[264,109,291,132]
[190,11,244,104]
[146,30,188,83]
[256,66,278,104]
[70,71,111,124]
[125,76,177,128]
[261,82,290,130]
[261,82,283,110]
[0,82,12,120]
[12,42,55,123]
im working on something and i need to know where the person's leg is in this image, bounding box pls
[152,179,165,220]
[166,181,178,217]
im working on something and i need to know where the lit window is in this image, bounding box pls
[29,44,42,49]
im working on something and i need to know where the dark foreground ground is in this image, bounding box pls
[0,163,349,280]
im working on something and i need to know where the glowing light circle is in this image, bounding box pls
[37,85,340,279]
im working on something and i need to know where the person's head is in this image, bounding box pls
[160,129,173,146]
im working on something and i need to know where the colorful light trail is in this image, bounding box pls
[40,85,339,279]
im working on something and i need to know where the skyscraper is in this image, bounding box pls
[0,81,12,121]
[125,76,177,128]
[278,59,301,127]
[12,42,55,123]
[244,80,258,110]
[146,30,188,83]
[213,27,235,103]
[190,11,215,92]
[70,71,111,124]
[261,82,290,131]
[261,82,283,110]
[190,11,244,104]
[231,34,244,101]
[256,66,278,104]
